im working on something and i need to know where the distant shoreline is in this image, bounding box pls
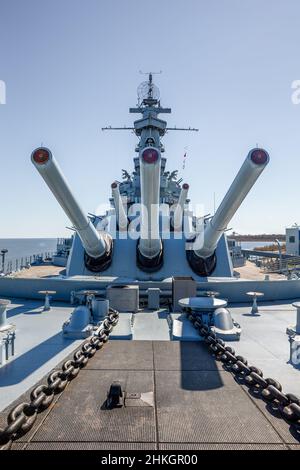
[229,234,285,242]
[0,238,58,272]
[0,237,58,240]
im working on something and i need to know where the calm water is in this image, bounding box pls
[0,238,277,272]
[0,238,57,270]
[240,241,277,250]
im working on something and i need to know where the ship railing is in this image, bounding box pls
[0,251,55,276]
[262,256,300,274]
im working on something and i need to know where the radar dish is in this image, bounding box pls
[137,81,160,103]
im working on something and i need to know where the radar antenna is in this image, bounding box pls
[101,73,199,134]
[137,71,162,105]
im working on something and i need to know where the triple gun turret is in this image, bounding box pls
[31,76,269,277]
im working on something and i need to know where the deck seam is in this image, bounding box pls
[81,368,224,372]
[152,341,159,449]
[20,382,71,446]
[9,340,298,449]
[21,440,291,445]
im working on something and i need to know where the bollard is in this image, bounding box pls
[294,304,300,334]
[287,302,300,337]
[0,299,11,331]
[44,293,51,311]
[91,298,109,323]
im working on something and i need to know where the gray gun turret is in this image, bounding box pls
[111,181,128,231]
[101,73,196,273]
[173,183,189,231]
[187,148,270,276]
[31,147,112,272]
[129,74,169,271]
[137,146,163,270]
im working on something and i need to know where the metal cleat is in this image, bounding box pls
[106,382,124,409]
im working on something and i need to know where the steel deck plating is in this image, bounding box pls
[1,340,299,450]
[0,298,300,449]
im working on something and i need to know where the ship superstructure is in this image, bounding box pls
[31,74,269,280]
[1,75,300,453]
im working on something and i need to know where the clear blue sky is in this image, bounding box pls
[0,0,300,237]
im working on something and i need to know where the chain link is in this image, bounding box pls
[0,307,119,450]
[188,312,300,436]
[2,307,298,448]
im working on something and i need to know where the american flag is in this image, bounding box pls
[182,152,187,169]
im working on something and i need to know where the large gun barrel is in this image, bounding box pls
[31,147,112,271]
[173,183,189,231]
[111,181,128,231]
[137,147,163,270]
[187,148,269,275]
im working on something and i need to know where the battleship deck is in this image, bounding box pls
[0,299,300,449]
[1,276,300,303]
[1,340,299,450]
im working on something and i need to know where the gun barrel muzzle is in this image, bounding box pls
[31,147,111,265]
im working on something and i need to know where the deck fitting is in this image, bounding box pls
[106,381,124,409]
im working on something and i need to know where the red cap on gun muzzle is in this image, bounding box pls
[250,149,269,165]
[141,147,159,164]
[32,147,51,165]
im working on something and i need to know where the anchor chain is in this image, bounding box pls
[189,312,300,435]
[0,308,119,451]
